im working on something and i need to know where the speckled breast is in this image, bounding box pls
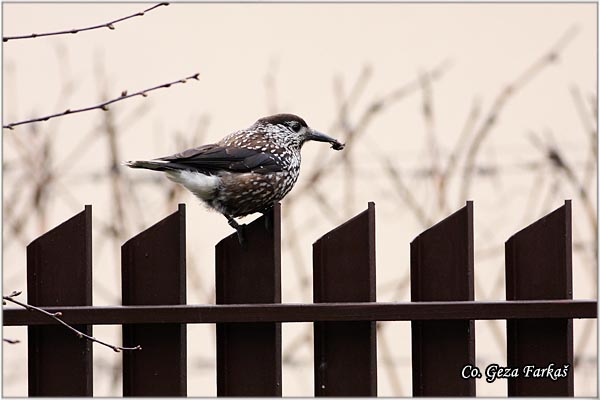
[213,168,300,218]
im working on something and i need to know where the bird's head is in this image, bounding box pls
[256,114,345,151]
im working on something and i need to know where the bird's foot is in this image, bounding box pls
[262,209,273,232]
[227,217,247,248]
[236,225,247,248]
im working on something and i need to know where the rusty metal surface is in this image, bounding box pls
[411,201,475,396]
[215,203,282,396]
[313,202,377,396]
[26,205,93,396]
[121,204,186,396]
[505,200,574,396]
[4,300,596,326]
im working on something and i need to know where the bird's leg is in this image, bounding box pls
[261,207,274,232]
[225,215,247,248]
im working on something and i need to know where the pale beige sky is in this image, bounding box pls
[3,2,597,396]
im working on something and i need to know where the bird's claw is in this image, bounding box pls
[263,210,273,232]
[236,224,247,249]
[227,216,247,248]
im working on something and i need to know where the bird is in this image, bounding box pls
[123,113,344,245]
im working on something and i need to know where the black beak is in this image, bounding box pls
[306,129,345,150]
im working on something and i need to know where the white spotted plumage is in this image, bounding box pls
[124,114,344,224]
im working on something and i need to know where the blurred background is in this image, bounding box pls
[2,3,597,396]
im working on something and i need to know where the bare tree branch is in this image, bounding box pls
[3,291,141,352]
[528,130,598,236]
[438,97,481,213]
[4,72,200,130]
[289,59,452,206]
[382,156,432,227]
[459,25,580,200]
[571,86,598,190]
[419,71,443,213]
[3,3,169,42]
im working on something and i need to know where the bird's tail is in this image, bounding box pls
[122,160,172,171]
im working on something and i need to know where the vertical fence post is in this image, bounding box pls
[410,201,475,396]
[313,202,377,396]
[27,205,93,396]
[505,200,573,396]
[121,204,187,396]
[215,203,282,396]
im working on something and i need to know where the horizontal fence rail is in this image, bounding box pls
[3,200,597,397]
[5,300,596,325]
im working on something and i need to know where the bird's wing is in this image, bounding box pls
[157,144,282,174]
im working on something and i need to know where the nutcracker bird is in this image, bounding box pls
[124,114,344,245]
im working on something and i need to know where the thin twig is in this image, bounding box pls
[97,60,128,241]
[332,65,373,135]
[2,291,141,352]
[3,72,200,130]
[3,3,169,42]
[419,71,443,213]
[309,186,342,224]
[459,25,579,201]
[570,86,598,190]
[290,59,452,205]
[438,98,481,213]
[382,156,432,228]
[281,208,311,293]
[528,130,598,236]
[332,69,370,216]
[378,327,404,395]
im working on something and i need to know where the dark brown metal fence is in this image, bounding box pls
[3,200,597,397]
[411,201,475,396]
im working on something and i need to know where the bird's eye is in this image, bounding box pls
[289,122,302,132]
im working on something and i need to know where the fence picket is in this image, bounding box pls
[313,202,377,396]
[7,199,595,397]
[121,204,187,396]
[215,203,282,396]
[410,201,475,396]
[26,205,93,396]
[505,200,574,396]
